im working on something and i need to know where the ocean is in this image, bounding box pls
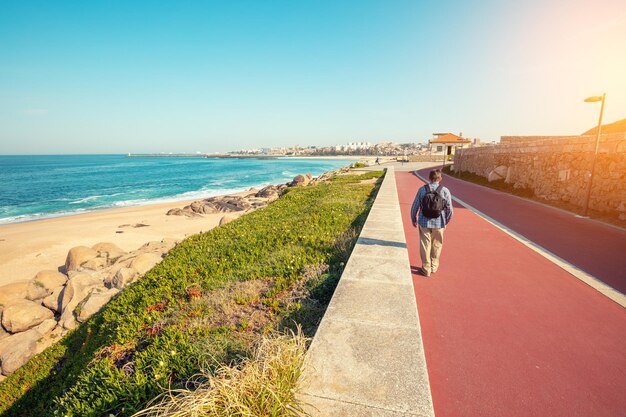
[0,155,357,224]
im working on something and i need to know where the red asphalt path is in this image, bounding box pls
[396,170,626,417]
[416,168,626,294]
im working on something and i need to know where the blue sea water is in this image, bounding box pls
[0,155,357,224]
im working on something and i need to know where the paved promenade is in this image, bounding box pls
[301,163,625,416]
[396,168,626,417]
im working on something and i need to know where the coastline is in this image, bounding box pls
[0,192,250,288]
[0,158,370,288]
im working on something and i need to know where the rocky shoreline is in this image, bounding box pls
[0,166,356,380]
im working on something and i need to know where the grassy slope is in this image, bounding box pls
[0,171,383,417]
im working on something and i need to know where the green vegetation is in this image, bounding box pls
[133,330,309,417]
[352,162,368,168]
[0,170,384,417]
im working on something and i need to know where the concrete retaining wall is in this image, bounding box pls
[300,167,434,417]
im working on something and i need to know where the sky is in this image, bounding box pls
[0,0,625,154]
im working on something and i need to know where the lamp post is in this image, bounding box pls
[582,93,606,217]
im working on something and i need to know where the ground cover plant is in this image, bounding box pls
[0,170,384,417]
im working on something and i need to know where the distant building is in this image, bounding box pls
[429,133,471,159]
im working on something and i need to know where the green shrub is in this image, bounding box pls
[0,171,383,417]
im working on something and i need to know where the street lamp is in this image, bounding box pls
[582,93,606,217]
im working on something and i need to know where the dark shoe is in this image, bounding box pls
[419,267,431,277]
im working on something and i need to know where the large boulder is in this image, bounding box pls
[0,319,57,375]
[26,270,68,301]
[138,240,173,254]
[58,272,104,330]
[0,282,29,306]
[488,170,504,182]
[80,257,108,270]
[493,165,508,178]
[111,267,139,289]
[65,246,99,272]
[42,286,70,313]
[25,281,49,301]
[77,288,119,323]
[255,185,280,199]
[91,242,126,260]
[129,253,163,275]
[1,299,54,333]
[0,324,8,341]
[166,207,200,217]
[289,174,310,187]
[219,215,236,226]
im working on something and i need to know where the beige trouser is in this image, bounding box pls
[419,226,445,272]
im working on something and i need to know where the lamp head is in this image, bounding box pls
[584,96,603,103]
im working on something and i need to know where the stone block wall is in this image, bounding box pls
[453,133,626,220]
[407,155,444,162]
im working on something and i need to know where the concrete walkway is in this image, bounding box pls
[301,166,435,417]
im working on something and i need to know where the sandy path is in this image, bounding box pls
[0,198,241,287]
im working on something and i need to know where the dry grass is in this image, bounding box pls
[172,280,273,333]
[131,329,310,417]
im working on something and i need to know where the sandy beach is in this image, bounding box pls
[0,197,242,288]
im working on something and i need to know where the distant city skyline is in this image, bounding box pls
[1,0,625,155]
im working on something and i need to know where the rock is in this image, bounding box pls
[0,282,29,306]
[81,257,109,270]
[493,165,508,178]
[77,288,119,322]
[91,242,126,260]
[505,166,513,183]
[129,253,162,275]
[487,170,504,182]
[166,207,200,217]
[31,270,67,293]
[25,280,49,301]
[0,324,8,341]
[1,299,54,333]
[26,270,68,301]
[42,286,68,313]
[0,319,57,375]
[255,185,280,201]
[111,267,139,289]
[58,272,105,330]
[289,174,310,187]
[65,246,98,272]
[219,215,236,226]
[139,240,175,253]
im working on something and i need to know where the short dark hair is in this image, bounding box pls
[429,169,442,182]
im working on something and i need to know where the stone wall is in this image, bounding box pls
[453,133,626,220]
[407,155,444,162]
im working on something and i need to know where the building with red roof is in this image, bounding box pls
[429,133,472,160]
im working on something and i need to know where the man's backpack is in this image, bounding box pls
[420,185,445,219]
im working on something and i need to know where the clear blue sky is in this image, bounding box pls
[1,0,625,154]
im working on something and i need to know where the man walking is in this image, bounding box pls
[410,169,453,277]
